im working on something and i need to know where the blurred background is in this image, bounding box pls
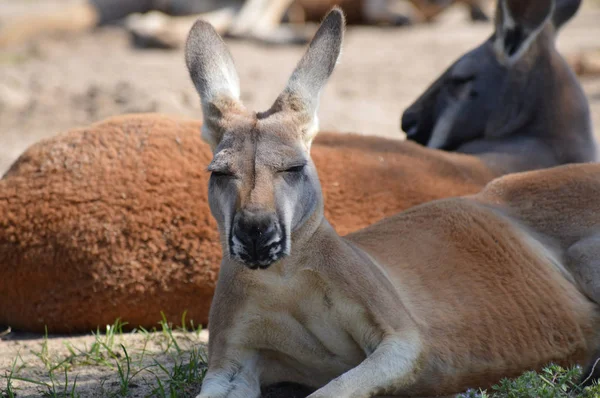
[1,0,599,175]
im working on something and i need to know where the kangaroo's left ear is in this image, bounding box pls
[269,7,345,148]
[493,0,554,64]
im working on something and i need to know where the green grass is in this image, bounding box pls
[459,364,600,398]
[0,317,207,397]
[2,355,24,398]
[150,346,206,397]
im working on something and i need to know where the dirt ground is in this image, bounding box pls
[1,2,600,397]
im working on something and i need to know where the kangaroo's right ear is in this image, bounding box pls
[493,0,553,64]
[270,7,345,148]
[185,19,242,151]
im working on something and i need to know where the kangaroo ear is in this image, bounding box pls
[185,19,243,150]
[271,7,345,147]
[494,0,553,63]
[552,0,581,30]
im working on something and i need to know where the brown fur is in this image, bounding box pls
[336,164,600,394]
[206,163,600,394]
[0,113,496,333]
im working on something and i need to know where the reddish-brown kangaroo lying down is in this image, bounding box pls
[0,115,495,333]
[190,8,600,397]
[0,0,595,333]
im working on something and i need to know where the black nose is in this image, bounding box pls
[230,210,285,269]
[401,109,419,139]
[401,108,433,146]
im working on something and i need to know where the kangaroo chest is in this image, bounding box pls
[235,269,376,380]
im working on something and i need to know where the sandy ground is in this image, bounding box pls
[1,2,600,397]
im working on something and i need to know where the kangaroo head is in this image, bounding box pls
[401,0,585,151]
[185,8,344,269]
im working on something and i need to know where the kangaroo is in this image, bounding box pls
[186,6,600,398]
[401,0,596,174]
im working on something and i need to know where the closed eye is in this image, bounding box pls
[208,169,235,178]
[448,75,475,85]
[447,75,475,98]
[280,164,306,173]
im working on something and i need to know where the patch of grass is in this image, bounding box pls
[0,316,208,397]
[4,370,79,398]
[114,344,133,396]
[140,311,207,397]
[150,346,207,397]
[458,364,600,398]
[135,326,154,366]
[1,355,24,398]
[14,326,79,397]
[159,312,182,355]
[31,326,51,369]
